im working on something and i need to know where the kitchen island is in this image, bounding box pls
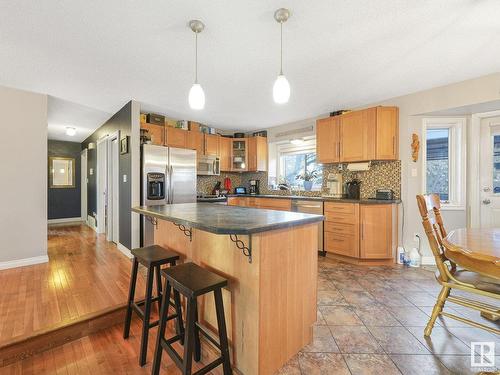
[132,203,323,375]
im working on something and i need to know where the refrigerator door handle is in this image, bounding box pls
[170,165,174,203]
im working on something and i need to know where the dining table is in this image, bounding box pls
[443,227,500,280]
[443,227,500,321]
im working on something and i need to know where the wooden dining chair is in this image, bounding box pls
[416,194,500,336]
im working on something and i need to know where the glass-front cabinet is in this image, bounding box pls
[232,138,248,171]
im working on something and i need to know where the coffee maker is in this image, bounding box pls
[249,179,260,195]
[324,172,344,198]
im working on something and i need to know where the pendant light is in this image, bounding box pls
[188,20,205,110]
[273,8,291,104]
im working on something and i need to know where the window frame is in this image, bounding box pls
[271,138,322,191]
[422,117,466,210]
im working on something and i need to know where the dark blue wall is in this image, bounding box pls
[82,101,133,249]
[48,140,81,220]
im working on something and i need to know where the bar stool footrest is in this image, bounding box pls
[195,322,221,350]
[192,358,224,375]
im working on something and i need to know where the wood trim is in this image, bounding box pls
[0,304,127,367]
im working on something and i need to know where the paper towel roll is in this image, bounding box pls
[346,162,371,171]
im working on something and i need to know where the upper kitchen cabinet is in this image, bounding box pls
[247,136,268,172]
[232,138,248,171]
[141,123,164,146]
[317,116,340,163]
[186,129,204,155]
[166,127,187,148]
[219,136,232,171]
[204,134,220,156]
[316,106,399,163]
[340,108,376,162]
[375,106,399,160]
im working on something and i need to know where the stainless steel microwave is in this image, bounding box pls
[197,155,220,176]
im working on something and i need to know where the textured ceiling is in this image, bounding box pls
[2,0,500,133]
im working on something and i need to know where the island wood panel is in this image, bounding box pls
[154,221,259,374]
[154,220,317,375]
[258,224,317,374]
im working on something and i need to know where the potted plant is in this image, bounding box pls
[295,170,318,191]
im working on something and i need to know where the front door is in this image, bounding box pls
[479,116,500,228]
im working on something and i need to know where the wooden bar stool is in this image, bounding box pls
[123,245,184,366]
[152,262,232,375]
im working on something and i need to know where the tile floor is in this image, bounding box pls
[277,257,499,375]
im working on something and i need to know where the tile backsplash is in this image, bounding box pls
[197,160,401,199]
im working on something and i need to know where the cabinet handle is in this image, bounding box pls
[392,136,395,155]
[338,142,341,158]
[361,222,364,240]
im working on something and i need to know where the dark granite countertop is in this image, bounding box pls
[132,203,324,235]
[226,194,401,205]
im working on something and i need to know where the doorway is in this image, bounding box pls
[479,115,500,227]
[107,132,120,243]
[96,137,108,234]
[81,149,88,223]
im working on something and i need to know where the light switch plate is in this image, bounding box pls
[89,168,94,175]
[123,174,127,183]
[411,168,417,177]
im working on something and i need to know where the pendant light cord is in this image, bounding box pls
[195,32,198,83]
[280,22,283,75]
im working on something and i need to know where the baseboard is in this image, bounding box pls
[421,256,436,265]
[0,255,49,270]
[117,243,133,258]
[48,217,83,225]
[87,215,97,232]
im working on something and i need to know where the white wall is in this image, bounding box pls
[0,85,48,268]
[260,72,500,262]
[363,73,500,261]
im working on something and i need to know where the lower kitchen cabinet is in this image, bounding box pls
[324,202,397,262]
[360,204,397,259]
[227,197,291,211]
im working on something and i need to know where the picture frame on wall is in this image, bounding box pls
[120,136,129,154]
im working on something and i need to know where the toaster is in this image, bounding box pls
[375,189,394,200]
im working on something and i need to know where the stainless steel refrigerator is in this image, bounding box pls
[141,144,197,246]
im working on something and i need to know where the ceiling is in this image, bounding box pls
[2,1,500,133]
[48,96,111,142]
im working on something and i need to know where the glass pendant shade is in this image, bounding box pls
[189,83,205,110]
[273,74,290,104]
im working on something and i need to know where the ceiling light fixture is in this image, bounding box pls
[188,20,205,110]
[290,138,304,145]
[273,8,291,104]
[65,127,76,136]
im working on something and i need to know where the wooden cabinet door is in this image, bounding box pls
[247,136,268,172]
[186,130,204,156]
[340,109,375,162]
[204,134,220,156]
[166,127,187,148]
[219,137,232,171]
[316,117,340,163]
[375,106,399,160]
[141,123,164,146]
[360,204,394,259]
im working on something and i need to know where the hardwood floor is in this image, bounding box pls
[2,227,498,374]
[0,224,145,346]
[1,315,208,375]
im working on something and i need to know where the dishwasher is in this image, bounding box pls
[291,199,324,255]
